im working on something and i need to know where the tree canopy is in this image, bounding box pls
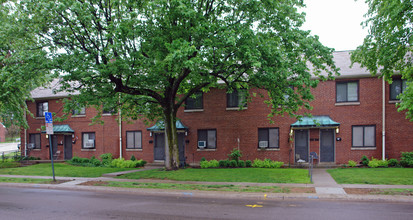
[351,0,413,120]
[18,0,338,169]
[0,1,51,128]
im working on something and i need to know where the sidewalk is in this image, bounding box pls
[1,168,413,202]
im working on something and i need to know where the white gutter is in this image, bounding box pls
[382,77,386,160]
[119,94,122,159]
[24,111,27,157]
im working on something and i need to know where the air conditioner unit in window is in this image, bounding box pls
[27,143,35,149]
[259,141,268,148]
[198,141,206,149]
[84,140,95,148]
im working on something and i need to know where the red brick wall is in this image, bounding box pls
[21,77,413,164]
[0,123,6,143]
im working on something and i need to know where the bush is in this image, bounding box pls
[131,155,136,161]
[252,159,283,168]
[229,160,238,168]
[237,160,245,168]
[111,158,146,168]
[245,160,252,167]
[361,155,370,166]
[201,157,206,162]
[100,153,113,160]
[348,160,357,167]
[368,158,388,168]
[219,160,228,168]
[388,158,399,167]
[228,148,242,162]
[200,159,219,168]
[400,152,413,167]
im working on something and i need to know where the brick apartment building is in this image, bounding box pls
[0,122,6,143]
[20,51,413,165]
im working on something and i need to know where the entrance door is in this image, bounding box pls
[64,135,73,160]
[320,129,335,162]
[49,135,58,159]
[154,133,185,162]
[295,130,309,162]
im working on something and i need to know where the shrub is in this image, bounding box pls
[219,160,227,168]
[131,155,136,161]
[361,155,370,166]
[200,159,219,168]
[348,160,357,167]
[229,160,238,168]
[100,153,113,160]
[245,160,252,167]
[228,148,242,162]
[238,160,245,168]
[368,158,388,168]
[201,157,206,162]
[400,152,413,167]
[388,158,399,167]
[110,158,145,168]
[252,159,283,168]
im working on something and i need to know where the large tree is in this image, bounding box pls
[351,0,413,120]
[19,0,337,170]
[0,1,50,128]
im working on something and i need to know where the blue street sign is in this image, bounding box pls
[45,112,53,123]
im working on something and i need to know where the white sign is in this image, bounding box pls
[45,112,53,135]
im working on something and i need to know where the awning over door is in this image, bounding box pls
[291,116,340,128]
[41,124,75,133]
[147,120,188,131]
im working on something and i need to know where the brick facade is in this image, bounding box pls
[0,123,6,143]
[20,76,413,165]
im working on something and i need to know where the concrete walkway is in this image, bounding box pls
[311,168,347,195]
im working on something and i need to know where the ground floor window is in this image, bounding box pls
[258,128,279,148]
[82,132,96,149]
[198,129,216,149]
[29,133,41,149]
[352,125,375,148]
[126,131,142,149]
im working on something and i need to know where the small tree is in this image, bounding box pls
[228,148,242,162]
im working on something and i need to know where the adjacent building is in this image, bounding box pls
[20,51,413,165]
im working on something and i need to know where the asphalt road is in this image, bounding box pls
[0,186,412,220]
[0,142,19,154]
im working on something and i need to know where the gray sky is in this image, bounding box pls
[301,0,369,51]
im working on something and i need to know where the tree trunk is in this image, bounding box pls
[164,109,180,170]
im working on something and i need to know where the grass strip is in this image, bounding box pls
[0,163,136,177]
[327,168,413,185]
[86,180,314,193]
[119,168,310,184]
[0,176,58,184]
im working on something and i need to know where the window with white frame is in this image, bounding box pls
[29,133,41,149]
[227,89,247,108]
[352,125,375,148]
[197,129,216,149]
[36,101,48,117]
[390,78,407,100]
[82,132,96,149]
[126,131,142,149]
[336,81,359,102]
[258,128,279,149]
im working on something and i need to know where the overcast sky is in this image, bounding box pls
[301,0,369,51]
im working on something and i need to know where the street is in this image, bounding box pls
[0,142,19,154]
[0,186,412,220]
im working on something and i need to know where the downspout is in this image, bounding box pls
[382,77,386,160]
[24,111,27,157]
[118,94,122,159]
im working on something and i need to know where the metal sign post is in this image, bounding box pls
[45,112,56,182]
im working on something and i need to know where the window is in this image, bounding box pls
[103,105,116,114]
[28,133,41,149]
[36,101,48,117]
[185,92,203,110]
[82,132,96,149]
[72,107,86,116]
[336,81,358,102]
[126,131,142,149]
[352,125,375,148]
[198,129,216,149]
[390,78,407,100]
[227,89,247,108]
[258,128,279,149]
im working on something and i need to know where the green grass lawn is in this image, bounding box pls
[0,163,137,177]
[328,168,413,185]
[0,177,56,184]
[118,168,311,184]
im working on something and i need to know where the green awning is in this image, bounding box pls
[291,116,340,128]
[147,120,188,131]
[41,124,75,133]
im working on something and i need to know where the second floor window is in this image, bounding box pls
[185,92,203,110]
[390,78,407,100]
[336,81,358,103]
[37,101,48,117]
[72,107,86,116]
[227,89,247,108]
